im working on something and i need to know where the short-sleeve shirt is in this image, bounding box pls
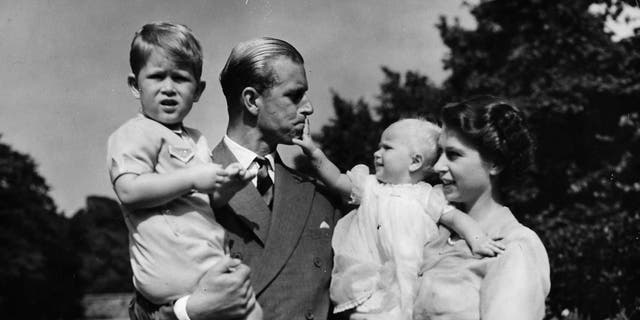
[330,164,451,318]
[107,115,226,304]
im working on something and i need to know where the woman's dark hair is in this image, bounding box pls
[440,95,535,188]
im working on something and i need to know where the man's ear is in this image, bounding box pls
[193,81,206,102]
[409,153,424,173]
[127,74,140,99]
[241,87,261,116]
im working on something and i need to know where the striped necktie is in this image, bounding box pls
[254,157,273,208]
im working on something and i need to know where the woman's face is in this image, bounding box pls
[434,126,495,206]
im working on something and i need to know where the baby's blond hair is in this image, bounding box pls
[389,118,441,167]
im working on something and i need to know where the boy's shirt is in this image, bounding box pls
[107,114,225,304]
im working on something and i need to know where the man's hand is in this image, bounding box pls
[187,256,256,320]
[292,118,318,156]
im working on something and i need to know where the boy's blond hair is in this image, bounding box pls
[129,22,203,80]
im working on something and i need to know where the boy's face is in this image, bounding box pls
[373,124,414,184]
[128,50,205,129]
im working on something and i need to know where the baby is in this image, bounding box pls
[107,22,261,320]
[293,118,503,319]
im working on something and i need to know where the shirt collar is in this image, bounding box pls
[222,135,275,170]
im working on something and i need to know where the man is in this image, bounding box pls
[209,37,342,320]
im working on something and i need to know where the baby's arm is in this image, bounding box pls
[292,118,353,199]
[439,208,505,257]
[114,163,231,210]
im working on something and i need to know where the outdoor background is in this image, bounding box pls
[1,0,639,319]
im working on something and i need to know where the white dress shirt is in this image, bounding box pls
[222,135,275,185]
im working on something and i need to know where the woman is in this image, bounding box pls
[413,96,550,320]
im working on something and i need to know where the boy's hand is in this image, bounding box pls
[469,236,505,257]
[292,118,317,156]
[211,162,257,208]
[191,163,230,193]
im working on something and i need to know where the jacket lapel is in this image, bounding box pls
[252,156,315,294]
[210,141,271,244]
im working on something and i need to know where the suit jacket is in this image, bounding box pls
[211,141,342,320]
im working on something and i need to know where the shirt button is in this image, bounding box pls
[305,310,314,319]
[313,257,322,268]
[231,252,243,260]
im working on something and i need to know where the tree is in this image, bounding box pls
[317,0,640,318]
[437,0,640,317]
[69,196,132,294]
[0,136,84,319]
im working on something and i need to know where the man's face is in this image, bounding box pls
[255,57,313,145]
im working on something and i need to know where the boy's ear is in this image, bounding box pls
[241,87,261,116]
[127,74,140,99]
[193,81,206,102]
[408,153,424,172]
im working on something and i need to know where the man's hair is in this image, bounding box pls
[391,118,442,166]
[219,37,304,107]
[129,22,203,80]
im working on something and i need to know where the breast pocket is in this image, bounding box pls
[168,145,195,163]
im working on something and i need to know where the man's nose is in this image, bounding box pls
[299,95,313,115]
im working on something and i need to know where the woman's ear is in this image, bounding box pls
[409,153,424,172]
[127,74,140,99]
[241,87,261,116]
[488,162,503,176]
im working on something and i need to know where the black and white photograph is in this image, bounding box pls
[1,1,639,319]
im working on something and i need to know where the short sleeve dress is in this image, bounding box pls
[413,207,550,320]
[330,164,449,319]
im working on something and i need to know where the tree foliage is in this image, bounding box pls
[0,137,84,319]
[318,0,640,318]
[70,196,132,294]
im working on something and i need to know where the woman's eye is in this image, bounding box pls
[446,150,460,159]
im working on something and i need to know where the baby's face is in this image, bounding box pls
[129,50,204,129]
[373,124,414,184]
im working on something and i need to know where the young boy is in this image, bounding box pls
[107,22,261,320]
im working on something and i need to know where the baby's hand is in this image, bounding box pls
[469,235,505,257]
[191,163,229,193]
[292,118,317,156]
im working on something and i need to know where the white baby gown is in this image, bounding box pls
[330,165,449,319]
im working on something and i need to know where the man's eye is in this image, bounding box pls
[288,92,304,103]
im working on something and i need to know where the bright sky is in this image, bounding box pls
[0,0,474,216]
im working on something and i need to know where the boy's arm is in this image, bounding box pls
[114,163,227,210]
[210,163,256,208]
[292,119,353,199]
[439,208,505,257]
